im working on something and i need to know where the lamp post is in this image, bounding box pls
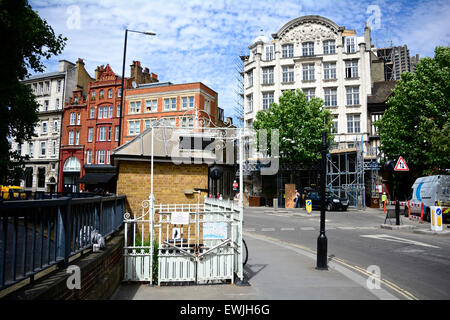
[316,130,328,270]
[118,29,156,146]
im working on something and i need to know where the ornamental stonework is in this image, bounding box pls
[280,23,337,46]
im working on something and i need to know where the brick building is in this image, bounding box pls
[122,82,222,144]
[59,61,157,193]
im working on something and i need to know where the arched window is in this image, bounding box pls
[63,156,81,172]
[108,89,113,98]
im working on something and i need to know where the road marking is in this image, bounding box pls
[280,227,295,231]
[261,228,275,232]
[244,228,256,232]
[360,234,439,248]
[338,227,356,230]
[300,227,315,231]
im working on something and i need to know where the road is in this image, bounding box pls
[243,207,450,300]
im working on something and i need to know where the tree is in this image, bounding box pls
[375,46,450,177]
[0,0,66,184]
[253,89,333,182]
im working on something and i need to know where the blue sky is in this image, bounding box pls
[30,0,450,123]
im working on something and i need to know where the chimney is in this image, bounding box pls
[130,61,143,84]
[59,60,75,72]
[151,72,158,82]
[95,65,105,80]
[364,21,371,47]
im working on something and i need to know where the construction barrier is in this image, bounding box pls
[385,200,424,222]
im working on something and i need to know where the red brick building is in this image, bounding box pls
[122,82,222,143]
[59,61,157,193]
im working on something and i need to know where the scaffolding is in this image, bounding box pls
[326,137,366,209]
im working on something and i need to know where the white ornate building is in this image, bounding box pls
[242,15,383,152]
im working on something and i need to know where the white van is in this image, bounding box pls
[407,175,450,221]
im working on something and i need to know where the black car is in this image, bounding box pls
[305,190,349,211]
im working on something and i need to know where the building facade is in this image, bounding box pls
[374,45,419,80]
[12,59,92,193]
[122,82,221,144]
[58,61,157,193]
[242,15,382,152]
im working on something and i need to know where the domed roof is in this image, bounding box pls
[250,29,270,47]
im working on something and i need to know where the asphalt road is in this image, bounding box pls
[243,207,450,300]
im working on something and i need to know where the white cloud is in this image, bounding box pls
[30,0,450,122]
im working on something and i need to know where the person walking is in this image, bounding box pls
[381,192,387,209]
[294,189,301,208]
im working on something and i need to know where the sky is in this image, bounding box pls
[29,0,450,123]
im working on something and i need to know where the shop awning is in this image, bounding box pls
[77,173,116,184]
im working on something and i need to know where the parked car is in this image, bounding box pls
[306,190,349,211]
[0,185,27,200]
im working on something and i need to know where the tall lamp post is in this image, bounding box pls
[118,29,156,146]
[316,130,328,270]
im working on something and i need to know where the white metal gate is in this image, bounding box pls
[123,197,243,285]
[123,120,245,285]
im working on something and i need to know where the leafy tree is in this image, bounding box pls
[253,89,333,182]
[0,0,66,184]
[375,46,450,177]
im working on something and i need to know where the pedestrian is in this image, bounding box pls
[294,189,300,208]
[381,192,387,208]
[301,190,307,208]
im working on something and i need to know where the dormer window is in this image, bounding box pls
[345,37,356,53]
[264,45,274,61]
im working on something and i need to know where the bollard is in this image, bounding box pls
[420,202,424,221]
[273,198,278,211]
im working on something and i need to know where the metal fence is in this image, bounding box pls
[123,197,243,285]
[0,195,125,291]
[1,191,109,201]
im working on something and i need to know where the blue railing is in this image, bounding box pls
[0,195,125,291]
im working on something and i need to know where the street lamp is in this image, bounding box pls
[118,29,156,146]
[316,130,328,270]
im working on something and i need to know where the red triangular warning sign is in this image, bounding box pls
[394,156,409,171]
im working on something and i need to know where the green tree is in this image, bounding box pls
[375,46,450,177]
[253,89,333,182]
[0,0,66,184]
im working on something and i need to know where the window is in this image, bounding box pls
[302,64,315,81]
[135,101,141,113]
[246,94,253,113]
[302,88,315,102]
[56,98,60,109]
[146,99,157,112]
[346,86,360,105]
[108,89,113,98]
[90,107,95,118]
[70,112,76,125]
[323,40,336,54]
[53,120,58,132]
[75,132,79,145]
[189,97,194,108]
[345,60,359,78]
[345,37,356,53]
[171,98,176,110]
[282,44,294,58]
[57,80,62,92]
[262,67,274,84]
[324,88,337,106]
[282,65,294,83]
[347,114,361,133]
[107,150,110,164]
[115,126,119,141]
[42,121,47,134]
[86,150,92,164]
[109,106,113,118]
[108,127,112,141]
[164,98,170,110]
[118,88,122,97]
[145,119,151,129]
[98,150,105,164]
[98,107,103,119]
[38,167,45,188]
[205,100,210,114]
[88,127,93,142]
[247,70,253,87]
[45,82,50,93]
[181,97,188,109]
[44,100,49,111]
[29,142,34,157]
[91,90,96,100]
[188,117,193,128]
[181,117,187,128]
[102,106,108,119]
[98,127,107,141]
[25,167,33,188]
[302,42,314,56]
[323,62,336,80]
[117,105,121,117]
[76,113,80,125]
[99,90,104,99]
[262,92,274,110]
[69,131,74,145]
[265,45,274,61]
[128,120,140,135]
[332,115,338,133]
[40,141,46,156]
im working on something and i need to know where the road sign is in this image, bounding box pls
[394,156,409,171]
[306,199,312,214]
[233,180,238,191]
[431,206,443,231]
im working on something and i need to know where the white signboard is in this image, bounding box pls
[171,211,190,225]
[203,222,227,240]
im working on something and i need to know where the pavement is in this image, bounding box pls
[111,216,400,300]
